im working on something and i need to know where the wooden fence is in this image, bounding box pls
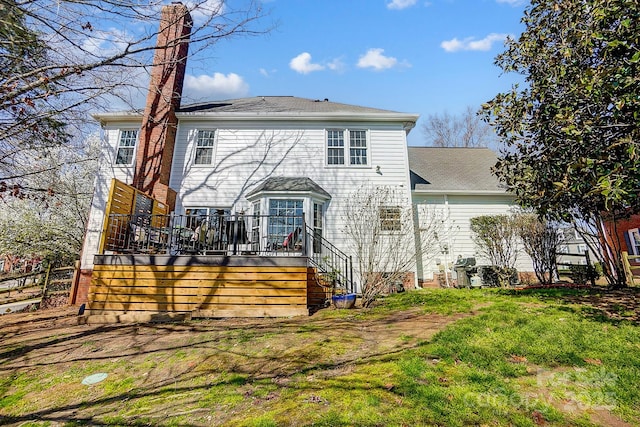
[0,264,77,309]
[622,251,640,286]
[556,250,596,286]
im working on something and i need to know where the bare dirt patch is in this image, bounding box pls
[0,304,473,426]
[0,305,467,372]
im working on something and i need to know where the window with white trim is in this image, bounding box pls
[628,228,640,256]
[313,202,323,254]
[326,129,368,166]
[349,130,368,165]
[327,130,345,165]
[115,130,138,165]
[194,130,216,165]
[251,201,261,250]
[379,206,401,231]
[268,199,303,250]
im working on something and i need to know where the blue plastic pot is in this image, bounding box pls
[332,293,356,309]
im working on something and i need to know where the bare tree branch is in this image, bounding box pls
[1,0,271,183]
[422,106,496,148]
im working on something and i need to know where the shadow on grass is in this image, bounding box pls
[0,307,461,426]
[497,287,640,324]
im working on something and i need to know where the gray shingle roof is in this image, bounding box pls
[408,147,506,193]
[178,96,402,114]
[247,177,331,199]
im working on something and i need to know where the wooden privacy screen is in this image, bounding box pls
[98,179,169,253]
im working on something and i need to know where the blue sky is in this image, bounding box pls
[177,0,529,145]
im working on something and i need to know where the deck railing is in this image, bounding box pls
[101,212,355,293]
[306,224,354,294]
[102,213,307,256]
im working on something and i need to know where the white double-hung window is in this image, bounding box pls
[194,129,216,165]
[349,130,368,165]
[327,130,345,165]
[326,129,368,166]
[115,129,138,165]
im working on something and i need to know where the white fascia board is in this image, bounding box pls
[246,190,332,203]
[93,111,420,131]
[175,111,419,125]
[92,112,143,126]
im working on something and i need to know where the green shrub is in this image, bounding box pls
[568,264,600,284]
[480,266,519,287]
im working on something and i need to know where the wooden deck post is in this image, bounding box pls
[622,251,636,286]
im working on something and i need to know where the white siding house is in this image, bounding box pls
[409,147,533,284]
[81,97,419,289]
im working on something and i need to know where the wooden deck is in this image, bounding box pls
[87,255,331,320]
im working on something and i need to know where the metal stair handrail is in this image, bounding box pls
[305,224,354,294]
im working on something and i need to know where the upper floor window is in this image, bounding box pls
[326,129,368,166]
[327,130,345,165]
[115,130,138,165]
[195,130,216,165]
[349,130,368,165]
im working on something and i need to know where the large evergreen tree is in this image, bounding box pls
[483,0,640,286]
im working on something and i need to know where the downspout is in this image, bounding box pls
[443,194,451,287]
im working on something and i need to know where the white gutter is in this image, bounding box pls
[92,112,142,126]
[174,111,419,122]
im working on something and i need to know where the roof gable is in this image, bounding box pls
[247,177,331,200]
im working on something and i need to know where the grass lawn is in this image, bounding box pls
[0,287,639,426]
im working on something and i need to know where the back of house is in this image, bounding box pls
[76,96,419,303]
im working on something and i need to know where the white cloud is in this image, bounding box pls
[183,73,249,99]
[327,57,346,72]
[259,68,277,77]
[440,33,509,52]
[386,0,417,10]
[289,52,325,74]
[184,0,225,24]
[357,48,399,71]
[80,28,132,57]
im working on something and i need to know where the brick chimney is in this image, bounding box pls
[133,2,192,210]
